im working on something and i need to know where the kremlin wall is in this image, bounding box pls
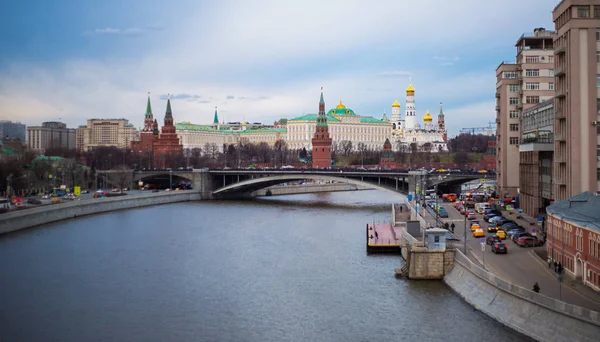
[130,81,449,161]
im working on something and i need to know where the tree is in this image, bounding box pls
[340,140,353,156]
[108,165,132,192]
[299,147,308,160]
[454,151,469,169]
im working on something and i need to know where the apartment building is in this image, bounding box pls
[76,119,139,152]
[0,120,26,143]
[553,0,600,200]
[519,100,554,218]
[27,121,76,152]
[496,28,556,197]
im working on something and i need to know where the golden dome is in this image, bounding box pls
[336,100,346,109]
[406,82,415,93]
[423,110,433,122]
[242,122,247,126]
[392,100,401,108]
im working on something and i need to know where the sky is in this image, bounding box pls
[0,0,555,137]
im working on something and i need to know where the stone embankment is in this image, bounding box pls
[0,191,201,235]
[444,250,600,342]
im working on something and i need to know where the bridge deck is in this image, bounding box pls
[367,223,400,253]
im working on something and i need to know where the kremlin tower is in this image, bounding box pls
[311,88,332,168]
[404,80,417,130]
[152,95,184,168]
[391,100,402,131]
[437,102,447,142]
[131,93,159,153]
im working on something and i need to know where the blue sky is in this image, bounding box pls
[0,0,555,136]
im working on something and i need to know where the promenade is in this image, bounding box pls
[427,201,600,312]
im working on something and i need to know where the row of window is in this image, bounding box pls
[578,6,600,19]
[502,69,555,79]
[524,56,554,64]
[509,137,519,145]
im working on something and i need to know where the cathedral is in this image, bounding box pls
[389,80,448,152]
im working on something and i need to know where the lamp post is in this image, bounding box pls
[169,170,173,190]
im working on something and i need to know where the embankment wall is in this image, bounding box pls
[253,183,372,196]
[444,250,600,341]
[0,192,202,235]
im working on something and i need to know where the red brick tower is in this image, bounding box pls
[153,96,183,168]
[379,138,394,169]
[311,88,332,168]
[131,93,159,153]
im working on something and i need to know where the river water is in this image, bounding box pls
[0,191,529,342]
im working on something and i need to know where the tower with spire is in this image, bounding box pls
[437,102,447,142]
[404,79,417,130]
[213,106,220,130]
[391,100,403,131]
[153,95,183,169]
[131,93,161,154]
[311,87,332,168]
[143,93,154,132]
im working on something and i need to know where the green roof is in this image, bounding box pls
[0,148,19,155]
[175,122,286,134]
[359,117,387,124]
[145,95,153,117]
[289,114,340,122]
[327,107,357,116]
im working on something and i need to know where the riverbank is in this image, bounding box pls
[444,250,600,341]
[0,191,201,235]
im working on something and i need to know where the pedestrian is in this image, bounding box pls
[451,223,455,233]
[554,261,558,273]
[533,282,540,293]
[400,206,403,213]
[374,230,379,239]
[444,222,449,230]
[558,262,563,274]
[547,257,552,268]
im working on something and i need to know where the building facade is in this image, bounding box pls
[286,100,391,151]
[553,1,600,200]
[27,121,76,152]
[311,89,332,168]
[0,120,26,143]
[76,119,139,152]
[496,28,555,197]
[519,100,554,218]
[546,191,600,291]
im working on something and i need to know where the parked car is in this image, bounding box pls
[506,227,526,238]
[26,198,42,205]
[438,209,448,218]
[512,231,533,242]
[473,229,485,238]
[467,211,477,220]
[470,223,482,232]
[516,236,544,247]
[492,242,507,254]
[470,220,480,228]
[488,216,505,224]
[495,230,507,240]
[496,220,517,229]
[484,211,502,222]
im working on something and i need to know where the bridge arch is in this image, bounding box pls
[212,174,408,197]
[136,172,194,190]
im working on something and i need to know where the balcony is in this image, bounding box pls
[554,44,565,54]
[519,136,554,152]
[516,104,523,109]
[555,67,565,77]
[556,88,566,98]
[554,155,566,164]
[495,105,500,111]
[554,134,566,141]
[518,90,523,95]
[553,177,566,185]
[554,109,565,119]
[495,92,500,98]
[495,118,501,124]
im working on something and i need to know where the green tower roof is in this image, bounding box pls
[213,107,219,124]
[165,98,173,119]
[145,94,152,117]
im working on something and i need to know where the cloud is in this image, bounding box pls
[433,56,460,66]
[159,94,201,101]
[83,25,165,37]
[376,70,413,77]
[226,95,235,100]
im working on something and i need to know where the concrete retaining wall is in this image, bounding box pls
[0,192,202,235]
[444,250,600,341]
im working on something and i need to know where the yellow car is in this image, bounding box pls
[487,225,497,232]
[471,224,481,232]
[51,197,61,204]
[473,229,485,237]
[496,230,507,240]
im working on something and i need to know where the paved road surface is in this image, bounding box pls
[435,202,600,312]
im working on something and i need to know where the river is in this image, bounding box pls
[0,190,529,342]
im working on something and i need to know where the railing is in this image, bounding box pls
[554,44,566,54]
[556,88,566,97]
[521,136,554,144]
[519,31,555,39]
[555,67,565,76]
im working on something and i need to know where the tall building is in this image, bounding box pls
[153,97,183,168]
[27,121,76,152]
[496,28,555,197]
[553,1,600,200]
[519,100,554,218]
[76,119,138,152]
[404,80,417,130]
[131,94,159,153]
[311,88,332,168]
[0,120,26,143]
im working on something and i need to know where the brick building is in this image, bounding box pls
[311,88,332,168]
[546,191,600,291]
[153,97,183,168]
[379,138,394,169]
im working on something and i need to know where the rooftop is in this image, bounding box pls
[546,191,600,232]
[175,122,286,134]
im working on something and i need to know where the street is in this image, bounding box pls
[428,201,600,312]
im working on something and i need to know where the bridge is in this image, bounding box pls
[97,168,495,199]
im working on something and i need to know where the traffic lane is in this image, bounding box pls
[19,190,146,208]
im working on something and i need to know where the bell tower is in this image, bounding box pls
[311,87,332,168]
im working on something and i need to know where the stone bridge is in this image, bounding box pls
[96,169,494,199]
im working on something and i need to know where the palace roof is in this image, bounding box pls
[175,122,286,134]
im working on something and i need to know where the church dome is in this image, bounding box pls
[406,82,415,94]
[423,110,433,122]
[336,100,346,109]
[392,100,401,108]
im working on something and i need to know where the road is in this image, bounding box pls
[5,189,147,211]
[434,202,600,312]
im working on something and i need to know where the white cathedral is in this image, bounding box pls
[386,80,448,152]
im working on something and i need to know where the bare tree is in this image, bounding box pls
[108,165,132,192]
[204,143,220,160]
[340,140,353,156]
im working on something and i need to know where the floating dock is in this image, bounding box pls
[366,223,401,253]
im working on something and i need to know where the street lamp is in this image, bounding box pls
[169,170,173,190]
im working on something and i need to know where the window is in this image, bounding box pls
[509,84,520,92]
[526,69,540,77]
[509,110,519,119]
[549,69,555,77]
[548,56,554,63]
[525,82,540,90]
[525,56,540,63]
[510,124,519,132]
[595,7,600,18]
[503,71,517,79]
[578,6,590,18]
[597,53,600,64]
[509,137,519,145]
[597,29,600,41]
[597,168,600,181]
[526,96,540,104]
[509,97,519,105]
[549,82,554,90]
[597,145,600,161]
[597,75,600,88]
